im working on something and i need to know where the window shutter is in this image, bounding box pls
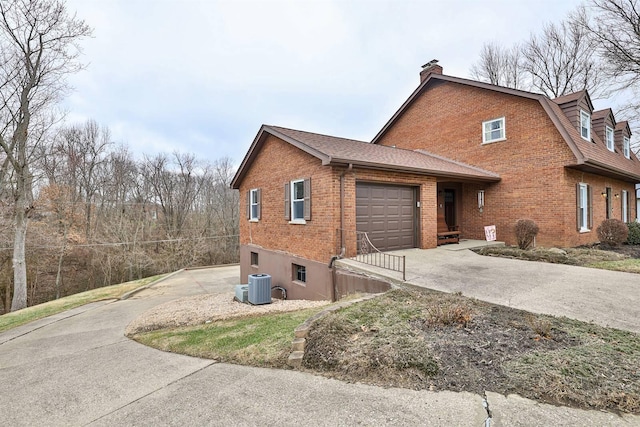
[256,188,261,220]
[284,182,290,220]
[246,190,251,220]
[588,185,593,229]
[303,178,311,221]
[576,183,580,231]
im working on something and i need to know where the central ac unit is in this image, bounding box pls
[248,274,271,305]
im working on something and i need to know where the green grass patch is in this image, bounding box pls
[0,275,164,333]
[132,307,324,368]
[587,258,640,273]
[504,318,640,412]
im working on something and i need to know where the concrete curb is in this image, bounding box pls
[183,263,240,271]
[120,269,186,300]
[286,293,384,368]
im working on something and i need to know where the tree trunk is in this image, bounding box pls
[55,227,68,300]
[11,207,28,311]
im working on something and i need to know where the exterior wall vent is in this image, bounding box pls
[248,274,272,305]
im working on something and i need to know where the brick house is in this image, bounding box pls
[231,62,640,300]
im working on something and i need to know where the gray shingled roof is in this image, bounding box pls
[268,125,500,180]
[231,125,500,188]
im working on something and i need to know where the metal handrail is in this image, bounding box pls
[354,231,405,281]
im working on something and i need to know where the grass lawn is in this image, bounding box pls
[303,289,640,414]
[587,258,640,273]
[131,307,325,368]
[0,275,164,333]
[129,286,640,415]
[475,244,640,273]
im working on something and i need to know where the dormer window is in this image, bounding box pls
[606,126,614,151]
[580,110,591,141]
[624,136,631,159]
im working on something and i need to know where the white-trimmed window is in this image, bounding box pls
[624,136,631,159]
[291,180,304,220]
[580,110,591,141]
[577,183,592,232]
[622,190,629,223]
[248,188,260,220]
[482,117,505,144]
[285,178,311,222]
[606,126,615,151]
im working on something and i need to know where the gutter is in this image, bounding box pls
[577,159,640,183]
[328,158,501,182]
[328,163,353,302]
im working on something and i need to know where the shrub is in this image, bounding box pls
[525,315,553,339]
[627,222,640,245]
[425,303,473,327]
[514,219,539,250]
[597,219,628,247]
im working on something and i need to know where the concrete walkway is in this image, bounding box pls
[338,243,640,334]
[1,264,638,426]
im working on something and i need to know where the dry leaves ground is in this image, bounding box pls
[302,289,640,414]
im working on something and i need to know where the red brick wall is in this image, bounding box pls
[239,134,442,259]
[375,81,636,247]
[239,135,339,263]
[563,169,636,246]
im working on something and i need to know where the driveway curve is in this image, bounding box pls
[1,264,638,426]
[340,247,640,334]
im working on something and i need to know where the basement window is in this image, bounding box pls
[293,264,306,283]
[250,251,259,267]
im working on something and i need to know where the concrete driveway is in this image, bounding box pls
[339,244,640,334]
[1,264,638,426]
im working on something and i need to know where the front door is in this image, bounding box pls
[444,189,456,227]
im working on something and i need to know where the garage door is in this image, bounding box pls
[356,183,416,252]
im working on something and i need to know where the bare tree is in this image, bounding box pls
[576,0,640,149]
[523,18,607,98]
[470,12,608,99]
[470,42,526,89]
[580,0,640,88]
[144,152,204,238]
[0,0,91,311]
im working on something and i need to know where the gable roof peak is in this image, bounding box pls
[552,89,594,111]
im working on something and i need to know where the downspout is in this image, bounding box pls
[328,163,353,302]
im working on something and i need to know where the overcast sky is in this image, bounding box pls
[63,0,585,166]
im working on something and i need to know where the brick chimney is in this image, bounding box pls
[420,59,442,83]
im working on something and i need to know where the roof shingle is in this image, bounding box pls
[266,125,500,181]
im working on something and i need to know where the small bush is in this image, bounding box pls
[425,303,473,327]
[627,222,640,245]
[597,219,629,247]
[514,219,539,250]
[526,315,553,339]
